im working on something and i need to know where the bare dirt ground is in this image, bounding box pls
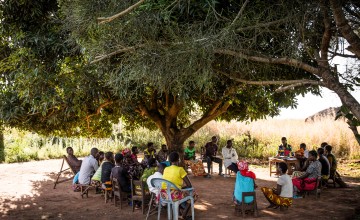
[1,159,360,220]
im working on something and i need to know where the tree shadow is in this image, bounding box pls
[1,165,360,220]
[192,174,360,220]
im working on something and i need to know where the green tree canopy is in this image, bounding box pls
[3,0,357,152]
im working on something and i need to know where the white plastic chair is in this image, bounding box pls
[150,178,195,220]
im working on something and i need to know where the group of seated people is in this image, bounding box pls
[231,137,340,212]
[65,136,341,216]
[183,136,239,178]
[66,142,194,218]
[278,137,338,188]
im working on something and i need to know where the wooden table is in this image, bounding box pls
[268,157,300,176]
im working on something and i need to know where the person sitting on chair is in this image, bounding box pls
[278,137,292,157]
[111,153,131,193]
[141,158,157,182]
[123,148,143,180]
[233,161,256,205]
[184,141,196,161]
[97,151,105,165]
[184,141,207,176]
[261,162,293,210]
[222,140,239,174]
[130,146,140,165]
[78,148,99,185]
[157,144,168,162]
[325,145,337,179]
[91,152,105,183]
[204,136,223,177]
[162,152,194,219]
[147,163,166,194]
[144,142,156,161]
[317,148,330,185]
[292,150,321,198]
[295,143,309,169]
[320,142,328,149]
[101,152,115,189]
[66,147,82,173]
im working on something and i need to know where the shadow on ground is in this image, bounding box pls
[1,161,360,220]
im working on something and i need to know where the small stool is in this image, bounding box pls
[103,181,113,203]
[234,192,258,217]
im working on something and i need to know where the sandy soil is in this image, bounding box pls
[0,159,360,220]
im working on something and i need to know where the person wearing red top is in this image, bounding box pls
[130,146,140,165]
[278,137,292,156]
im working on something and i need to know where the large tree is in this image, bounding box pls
[58,0,323,152]
[0,0,314,154]
[3,0,359,155]
[212,0,360,142]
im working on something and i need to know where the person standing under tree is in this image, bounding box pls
[204,136,223,177]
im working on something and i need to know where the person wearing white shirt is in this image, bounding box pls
[261,162,293,210]
[78,148,99,185]
[221,140,239,174]
[147,163,166,194]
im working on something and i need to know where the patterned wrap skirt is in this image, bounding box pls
[185,160,207,176]
[261,187,292,207]
[157,189,186,202]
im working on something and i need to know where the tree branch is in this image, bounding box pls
[231,0,250,26]
[236,17,290,32]
[97,0,145,24]
[328,51,358,58]
[275,81,323,93]
[90,46,140,64]
[85,100,113,129]
[185,100,232,137]
[90,38,212,64]
[216,70,321,86]
[168,95,183,119]
[214,49,319,75]
[319,0,332,68]
[150,90,158,111]
[330,0,360,58]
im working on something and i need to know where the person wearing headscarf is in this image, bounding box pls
[261,162,293,210]
[122,148,143,180]
[233,161,256,204]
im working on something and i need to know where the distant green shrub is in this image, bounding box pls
[2,116,359,163]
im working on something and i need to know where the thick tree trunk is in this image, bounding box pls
[348,123,360,146]
[330,0,360,59]
[322,71,360,122]
[163,132,187,156]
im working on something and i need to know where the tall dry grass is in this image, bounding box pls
[2,117,359,163]
[192,117,359,159]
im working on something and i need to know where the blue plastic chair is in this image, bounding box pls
[150,178,195,220]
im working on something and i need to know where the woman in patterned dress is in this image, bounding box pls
[261,162,293,209]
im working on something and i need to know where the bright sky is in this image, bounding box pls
[276,53,360,119]
[276,88,360,119]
